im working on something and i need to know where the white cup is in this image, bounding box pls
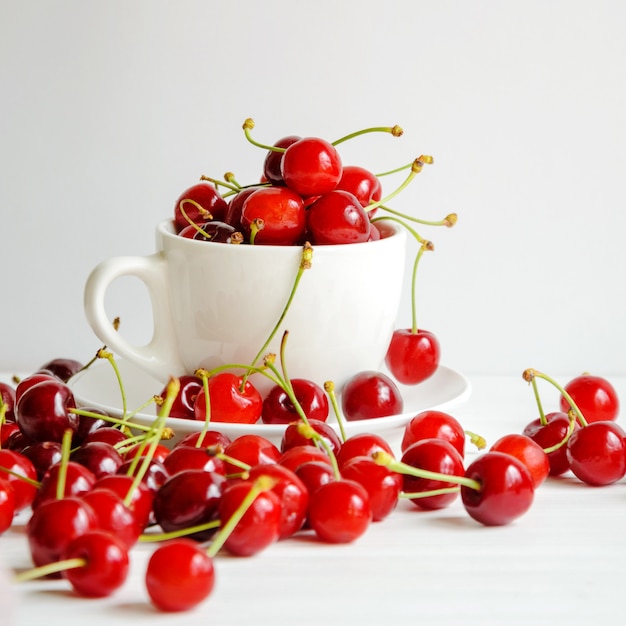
[84,218,407,394]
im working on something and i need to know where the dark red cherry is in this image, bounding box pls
[341,371,404,421]
[263,135,301,186]
[0,479,15,535]
[162,445,226,476]
[21,440,63,480]
[280,418,341,456]
[224,186,261,229]
[173,182,228,232]
[0,382,16,422]
[14,372,58,404]
[0,448,38,512]
[178,220,242,245]
[32,461,97,510]
[117,457,170,494]
[37,358,84,382]
[385,328,441,385]
[70,441,124,479]
[262,378,329,425]
[176,429,231,450]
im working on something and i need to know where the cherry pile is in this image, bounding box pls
[1,355,624,612]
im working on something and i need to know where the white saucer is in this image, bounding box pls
[68,358,471,447]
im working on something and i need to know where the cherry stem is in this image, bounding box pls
[206,475,276,558]
[56,429,73,501]
[530,376,547,425]
[376,203,457,229]
[70,407,153,433]
[223,172,241,189]
[465,430,487,450]
[242,118,285,153]
[331,124,403,146]
[542,413,578,454]
[199,174,240,193]
[13,557,87,583]
[0,465,40,488]
[138,519,221,543]
[522,368,588,427]
[262,354,311,427]
[323,380,347,442]
[372,450,481,491]
[296,422,341,480]
[244,243,313,380]
[97,349,127,419]
[399,486,460,499]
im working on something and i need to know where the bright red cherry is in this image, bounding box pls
[341,371,404,421]
[173,182,228,232]
[461,451,535,526]
[262,378,329,425]
[565,421,626,486]
[490,433,550,489]
[281,136,342,197]
[336,165,382,213]
[0,449,38,512]
[0,479,15,535]
[336,432,394,469]
[385,328,441,385]
[193,373,262,425]
[280,418,341,456]
[240,186,306,245]
[278,444,332,474]
[222,434,281,475]
[308,479,372,543]
[401,410,466,456]
[559,374,620,423]
[145,539,215,612]
[306,190,371,244]
[223,186,261,229]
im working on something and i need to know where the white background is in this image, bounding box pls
[1,0,625,378]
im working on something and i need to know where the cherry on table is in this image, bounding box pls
[336,432,395,469]
[341,370,404,421]
[401,409,466,457]
[385,328,441,385]
[490,433,550,488]
[0,479,15,535]
[278,444,332,474]
[222,434,281,475]
[0,448,38,512]
[559,373,620,423]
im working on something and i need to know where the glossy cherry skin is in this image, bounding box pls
[27,496,98,570]
[281,136,342,197]
[341,371,404,421]
[565,421,626,486]
[158,374,202,420]
[240,186,306,245]
[247,463,309,539]
[559,374,620,423]
[221,434,281,475]
[0,448,38,512]
[224,186,261,229]
[14,372,58,403]
[461,451,535,526]
[306,190,371,244]
[401,410,466,457]
[62,530,130,598]
[37,357,84,382]
[117,457,170,494]
[80,487,142,549]
[173,182,228,232]
[162,445,226,476]
[339,455,402,521]
[336,432,395,469]
[20,440,63,480]
[84,426,130,447]
[0,479,15,534]
[263,135,301,186]
[193,372,262,425]
[16,379,79,443]
[280,418,342,456]
[336,165,382,212]
[217,479,282,556]
[385,329,441,385]
[522,411,579,476]
[32,461,97,510]
[146,538,215,612]
[308,479,372,543]
[0,421,19,447]
[490,433,550,488]
[294,461,335,497]
[278,444,332,474]
[70,441,124,479]
[153,469,226,539]
[401,438,465,510]
[176,429,231,450]
[262,379,329,425]
[94,474,154,531]
[72,407,109,446]
[124,442,170,465]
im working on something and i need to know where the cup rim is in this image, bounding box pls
[157,217,405,250]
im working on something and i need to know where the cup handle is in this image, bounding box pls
[83,253,185,382]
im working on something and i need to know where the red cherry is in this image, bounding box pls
[162,445,226,476]
[145,538,215,612]
[280,418,341,456]
[0,449,38,512]
[0,382,16,421]
[117,457,170,494]
[401,410,466,457]
[341,371,403,421]
[262,135,301,186]
[70,441,124,479]
[308,479,372,543]
[240,186,306,245]
[336,432,394,469]
[15,379,79,443]
[178,220,242,244]
[294,461,335,497]
[62,530,130,598]
[281,136,342,197]
[94,474,154,531]
[0,421,20,447]
[339,455,401,522]
[336,164,382,213]
[559,373,620,423]
[278,444,332,474]
[0,479,15,535]
[158,374,202,420]
[173,182,228,232]
[84,426,130,447]
[32,461,97,510]
[176,429,231,450]
[306,190,371,244]
[262,378,329,425]
[385,328,441,385]
[223,186,261,229]
[400,438,465,510]
[37,357,84,383]
[461,451,535,526]
[490,433,550,489]
[565,421,626,486]
[21,440,63,480]
[124,442,170,465]
[193,372,262,425]
[522,411,579,476]
[217,479,282,556]
[14,372,58,404]
[222,434,281,475]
